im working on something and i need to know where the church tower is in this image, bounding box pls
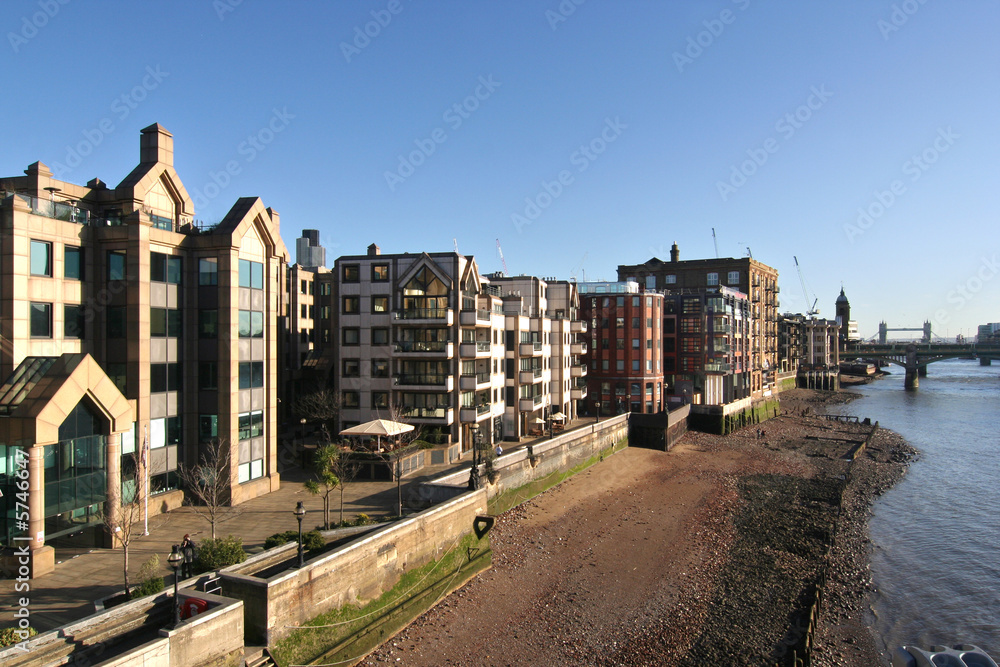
[835,288,850,347]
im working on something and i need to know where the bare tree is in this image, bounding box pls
[100,449,149,598]
[177,439,241,539]
[329,449,359,526]
[295,388,342,438]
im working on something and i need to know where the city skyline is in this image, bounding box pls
[3,0,997,339]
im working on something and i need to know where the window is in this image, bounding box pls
[30,302,51,337]
[616,339,625,350]
[616,296,625,307]
[238,411,264,441]
[665,274,676,285]
[199,415,218,441]
[108,250,126,281]
[632,360,640,371]
[633,297,640,307]
[199,258,218,285]
[343,328,359,345]
[238,361,264,389]
[319,282,332,296]
[107,306,126,338]
[30,240,52,276]
[150,252,182,283]
[372,328,389,345]
[239,259,263,289]
[343,296,359,313]
[632,338,640,349]
[645,275,655,290]
[300,280,307,294]
[151,308,181,337]
[199,310,218,338]
[151,363,181,392]
[372,359,389,377]
[617,360,625,371]
[300,304,307,318]
[106,363,127,393]
[199,362,218,390]
[342,264,360,282]
[64,246,83,280]
[372,296,389,313]
[343,359,360,377]
[728,270,740,285]
[373,391,389,408]
[707,272,719,286]
[372,264,389,281]
[64,304,84,338]
[343,391,359,408]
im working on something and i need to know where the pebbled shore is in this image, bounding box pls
[362,389,915,666]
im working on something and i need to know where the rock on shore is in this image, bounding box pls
[362,389,915,666]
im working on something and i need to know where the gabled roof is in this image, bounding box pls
[214,197,289,262]
[0,354,133,444]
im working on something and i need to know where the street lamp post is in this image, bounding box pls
[167,545,183,627]
[467,423,481,490]
[294,501,306,568]
[595,401,601,423]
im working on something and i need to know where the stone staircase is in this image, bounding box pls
[244,646,277,667]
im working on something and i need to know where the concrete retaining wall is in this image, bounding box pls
[220,490,487,646]
[0,588,243,667]
[689,398,780,435]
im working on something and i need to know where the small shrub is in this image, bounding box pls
[411,439,434,450]
[195,535,247,571]
[265,530,324,551]
[128,554,165,599]
[353,513,374,526]
[0,627,36,649]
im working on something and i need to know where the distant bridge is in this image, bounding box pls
[841,343,1000,390]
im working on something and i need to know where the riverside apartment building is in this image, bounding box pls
[0,124,288,575]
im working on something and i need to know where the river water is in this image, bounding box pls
[832,359,1000,658]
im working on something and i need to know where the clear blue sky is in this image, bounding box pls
[3,0,997,339]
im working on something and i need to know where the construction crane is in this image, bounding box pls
[570,252,589,282]
[793,256,819,317]
[496,239,508,276]
[712,228,719,258]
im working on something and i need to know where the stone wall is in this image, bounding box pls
[220,490,487,645]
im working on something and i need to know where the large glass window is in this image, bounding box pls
[372,328,389,345]
[199,258,218,285]
[372,264,389,281]
[151,363,181,392]
[64,246,83,280]
[30,302,51,337]
[199,415,218,441]
[199,310,218,338]
[372,296,389,313]
[238,361,264,389]
[239,259,263,289]
[151,308,181,337]
[342,359,360,377]
[343,328,359,345]
[342,264,360,282]
[239,310,264,338]
[706,272,719,286]
[372,358,389,377]
[237,411,264,441]
[343,296,359,313]
[30,240,52,276]
[727,270,740,285]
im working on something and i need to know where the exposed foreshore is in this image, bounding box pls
[363,388,916,666]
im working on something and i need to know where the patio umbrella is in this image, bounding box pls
[532,417,546,425]
[550,412,567,421]
[340,419,414,451]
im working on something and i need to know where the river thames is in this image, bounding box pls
[833,358,1000,658]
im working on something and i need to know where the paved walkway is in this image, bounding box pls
[0,419,595,633]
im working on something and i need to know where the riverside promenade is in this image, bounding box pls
[0,421,590,634]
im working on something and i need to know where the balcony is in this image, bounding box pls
[570,341,587,355]
[393,341,454,357]
[401,407,454,424]
[571,385,588,400]
[518,395,544,412]
[704,362,732,373]
[519,341,543,356]
[570,364,587,378]
[394,308,453,325]
[519,368,543,384]
[459,340,491,358]
[460,403,492,422]
[571,320,588,334]
[460,309,493,326]
[460,371,492,390]
[393,375,454,391]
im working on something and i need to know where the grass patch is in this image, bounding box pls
[272,531,490,667]
[488,438,627,516]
